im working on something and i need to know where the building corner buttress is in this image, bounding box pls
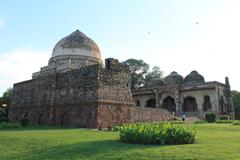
[225,77,235,119]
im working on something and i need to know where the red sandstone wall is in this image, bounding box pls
[97,104,172,128]
[130,107,172,123]
[97,103,133,129]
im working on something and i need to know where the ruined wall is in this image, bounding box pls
[9,58,174,128]
[9,64,101,128]
[96,58,135,128]
[130,107,172,123]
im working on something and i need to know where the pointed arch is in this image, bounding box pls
[161,96,176,112]
[146,98,156,108]
[203,95,212,111]
[183,96,197,112]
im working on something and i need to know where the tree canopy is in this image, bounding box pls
[232,90,240,120]
[123,59,163,89]
[0,88,13,122]
[0,88,13,107]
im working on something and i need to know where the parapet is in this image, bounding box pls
[105,58,129,71]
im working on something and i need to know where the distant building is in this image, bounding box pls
[132,71,235,119]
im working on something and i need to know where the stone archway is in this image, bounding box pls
[183,96,197,112]
[203,95,212,111]
[146,98,156,108]
[161,96,176,112]
[135,100,141,107]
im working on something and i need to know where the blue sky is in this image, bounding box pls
[0,0,240,94]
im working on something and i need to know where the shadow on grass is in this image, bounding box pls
[0,125,80,132]
[5,139,157,160]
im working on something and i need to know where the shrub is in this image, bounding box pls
[232,121,240,125]
[219,115,229,120]
[0,122,21,129]
[20,118,29,127]
[216,120,234,123]
[119,123,196,145]
[112,125,123,131]
[0,117,9,122]
[0,107,8,122]
[205,112,216,123]
[168,120,185,124]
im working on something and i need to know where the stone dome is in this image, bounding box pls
[164,71,183,85]
[46,30,103,72]
[52,30,102,60]
[184,70,205,85]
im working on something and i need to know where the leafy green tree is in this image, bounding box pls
[123,59,150,89]
[145,66,163,87]
[123,59,163,89]
[0,88,13,122]
[232,90,240,120]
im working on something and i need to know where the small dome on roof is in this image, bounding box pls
[164,71,183,85]
[184,70,205,85]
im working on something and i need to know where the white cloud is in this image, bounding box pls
[0,49,49,95]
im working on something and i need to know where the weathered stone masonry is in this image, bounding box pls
[9,57,172,128]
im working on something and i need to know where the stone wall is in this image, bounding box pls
[9,58,173,128]
[9,64,101,128]
[130,107,172,123]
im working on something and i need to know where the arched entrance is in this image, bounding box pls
[203,95,212,111]
[161,96,176,112]
[146,98,156,108]
[135,100,141,107]
[183,96,197,112]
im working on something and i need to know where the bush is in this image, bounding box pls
[219,115,230,120]
[20,118,29,127]
[112,125,123,131]
[232,121,240,125]
[0,117,9,122]
[119,123,196,145]
[205,112,216,123]
[168,120,185,124]
[0,122,21,129]
[216,120,234,123]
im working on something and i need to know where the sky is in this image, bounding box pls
[0,0,240,94]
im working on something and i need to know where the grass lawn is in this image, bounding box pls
[0,124,240,160]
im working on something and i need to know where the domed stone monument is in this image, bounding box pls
[9,30,172,128]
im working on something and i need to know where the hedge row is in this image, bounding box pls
[119,123,196,145]
[0,122,21,129]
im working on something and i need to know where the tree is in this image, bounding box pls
[123,59,150,89]
[123,59,163,89]
[0,88,13,107]
[0,88,13,122]
[232,90,240,120]
[144,66,163,87]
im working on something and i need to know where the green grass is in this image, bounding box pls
[0,124,240,160]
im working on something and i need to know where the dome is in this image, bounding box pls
[52,30,102,60]
[184,70,205,85]
[164,71,183,85]
[33,30,103,78]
